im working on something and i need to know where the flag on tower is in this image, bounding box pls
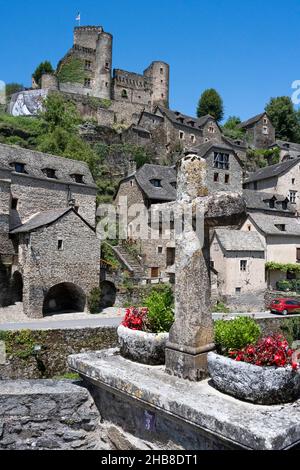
[76,13,81,25]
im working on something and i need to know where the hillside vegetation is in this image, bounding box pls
[0,93,153,204]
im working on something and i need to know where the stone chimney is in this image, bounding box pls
[127,160,137,176]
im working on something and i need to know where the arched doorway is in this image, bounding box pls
[43,282,86,315]
[100,281,117,308]
[11,271,23,303]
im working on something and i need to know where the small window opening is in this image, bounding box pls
[11,198,18,210]
[58,240,63,251]
[240,260,247,271]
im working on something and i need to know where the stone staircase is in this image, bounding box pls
[112,245,145,279]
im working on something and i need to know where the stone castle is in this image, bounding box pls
[10,25,170,126]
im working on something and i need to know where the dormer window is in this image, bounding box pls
[150,179,162,188]
[269,199,275,209]
[71,174,84,184]
[275,224,286,232]
[12,162,26,174]
[43,168,56,179]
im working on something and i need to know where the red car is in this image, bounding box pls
[269,298,300,316]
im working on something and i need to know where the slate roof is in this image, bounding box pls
[243,190,295,214]
[215,229,265,252]
[10,208,72,234]
[189,140,235,159]
[0,143,96,188]
[249,212,300,236]
[238,113,266,129]
[156,106,216,131]
[131,125,151,135]
[135,164,176,202]
[274,140,300,153]
[244,158,300,184]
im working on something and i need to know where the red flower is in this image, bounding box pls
[122,306,149,331]
[231,334,297,370]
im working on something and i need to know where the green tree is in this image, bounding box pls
[265,96,300,143]
[5,83,24,99]
[37,93,95,166]
[32,61,54,87]
[223,116,241,129]
[39,93,81,132]
[222,116,245,140]
[197,88,224,122]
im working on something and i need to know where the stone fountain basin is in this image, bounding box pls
[117,325,169,365]
[207,352,300,405]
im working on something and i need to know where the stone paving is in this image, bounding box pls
[0,303,125,324]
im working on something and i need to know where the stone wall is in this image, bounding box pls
[18,210,100,318]
[11,175,96,228]
[0,326,118,379]
[0,380,105,450]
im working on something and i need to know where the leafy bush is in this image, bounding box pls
[87,287,101,314]
[229,334,299,369]
[212,302,230,313]
[214,317,261,355]
[276,280,292,292]
[57,57,85,84]
[144,285,174,333]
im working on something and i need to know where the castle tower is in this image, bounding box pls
[73,26,103,49]
[94,32,113,99]
[144,61,170,109]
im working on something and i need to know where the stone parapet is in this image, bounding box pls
[68,348,300,450]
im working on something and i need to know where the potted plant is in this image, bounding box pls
[208,317,300,405]
[117,286,174,365]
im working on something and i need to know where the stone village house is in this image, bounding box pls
[114,141,243,282]
[238,112,276,149]
[136,106,223,158]
[0,143,100,318]
[244,157,300,214]
[269,140,300,162]
[210,191,297,310]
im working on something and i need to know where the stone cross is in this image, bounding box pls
[164,154,246,381]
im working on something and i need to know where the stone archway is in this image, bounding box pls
[11,271,23,303]
[43,282,86,315]
[100,281,117,308]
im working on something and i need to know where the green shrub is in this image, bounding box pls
[212,302,230,313]
[276,280,292,292]
[214,317,261,355]
[88,287,101,314]
[144,285,174,333]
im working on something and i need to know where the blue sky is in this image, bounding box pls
[1,0,300,121]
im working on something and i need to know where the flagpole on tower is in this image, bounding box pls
[76,12,81,26]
